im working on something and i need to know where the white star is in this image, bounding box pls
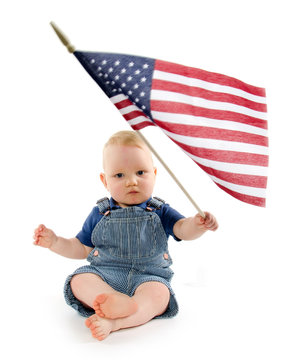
[115,75,120,80]
[128,62,134,67]
[108,67,113,73]
[142,105,146,110]
[98,73,103,77]
[135,69,141,75]
[97,66,102,71]
[140,91,145,97]
[133,84,139,89]
[121,68,127,74]
[102,60,107,65]
[121,83,126,88]
[143,63,149,69]
[104,74,108,78]
[135,98,139,102]
[127,76,133,81]
[114,60,120,66]
[128,90,133,95]
[141,77,146,82]
[90,59,95,64]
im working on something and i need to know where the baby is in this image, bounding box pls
[33,130,218,341]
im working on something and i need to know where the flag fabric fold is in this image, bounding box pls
[74,50,268,207]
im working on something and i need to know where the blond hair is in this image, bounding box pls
[104,130,146,149]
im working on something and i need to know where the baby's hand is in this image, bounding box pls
[195,212,218,232]
[33,224,57,248]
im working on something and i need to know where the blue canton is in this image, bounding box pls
[75,51,155,119]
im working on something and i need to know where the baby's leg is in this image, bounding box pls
[70,273,137,318]
[86,281,170,341]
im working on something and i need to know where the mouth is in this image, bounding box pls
[128,190,139,194]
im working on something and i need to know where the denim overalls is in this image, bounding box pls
[64,197,179,318]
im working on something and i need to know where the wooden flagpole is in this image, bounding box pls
[50,21,206,218]
[50,22,76,53]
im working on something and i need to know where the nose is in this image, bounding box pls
[125,175,138,187]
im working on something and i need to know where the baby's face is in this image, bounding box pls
[101,144,157,207]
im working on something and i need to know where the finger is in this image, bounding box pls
[38,224,46,232]
[210,222,219,231]
[34,226,43,236]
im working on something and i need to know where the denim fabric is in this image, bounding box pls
[64,201,179,319]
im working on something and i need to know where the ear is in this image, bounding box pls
[100,173,108,189]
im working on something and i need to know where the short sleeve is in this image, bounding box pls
[158,204,185,241]
[76,207,101,248]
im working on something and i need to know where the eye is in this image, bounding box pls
[115,173,124,178]
[137,170,145,176]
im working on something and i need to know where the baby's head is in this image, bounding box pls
[100,131,157,207]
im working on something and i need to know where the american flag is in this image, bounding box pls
[74,51,268,207]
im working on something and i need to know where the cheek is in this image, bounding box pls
[142,178,155,191]
[109,181,123,194]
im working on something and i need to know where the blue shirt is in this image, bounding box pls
[76,197,185,248]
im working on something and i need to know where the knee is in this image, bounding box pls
[70,274,84,295]
[149,283,170,316]
[152,283,170,303]
[137,282,170,307]
[70,273,93,294]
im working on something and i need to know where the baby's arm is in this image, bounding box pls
[33,224,93,259]
[173,212,218,240]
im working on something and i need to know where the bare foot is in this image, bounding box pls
[85,314,115,341]
[93,293,138,319]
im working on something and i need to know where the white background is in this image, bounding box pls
[1,0,306,358]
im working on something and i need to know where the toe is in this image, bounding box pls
[95,294,108,304]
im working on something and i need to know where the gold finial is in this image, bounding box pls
[50,22,76,53]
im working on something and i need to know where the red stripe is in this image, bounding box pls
[155,60,266,97]
[152,79,267,113]
[196,163,267,188]
[130,122,155,130]
[214,183,266,207]
[123,110,147,121]
[154,119,268,147]
[170,138,269,166]
[151,100,267,129]
[114,98,132,110]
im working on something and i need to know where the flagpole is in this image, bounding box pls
[136,131,206,218]
[50,22,206,218]
[50,22,76,53]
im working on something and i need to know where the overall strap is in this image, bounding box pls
[146,196,165,211]
[96,197,111,215]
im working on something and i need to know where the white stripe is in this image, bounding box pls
[127,117,154,126]
[210,175,266,198]
[154,70,266,104]
[151,111,268,137]
[162,129,269,155]
[181,149,267,176]
[111,94,127,104]
[118,104,140,116]
[151,89,267,120]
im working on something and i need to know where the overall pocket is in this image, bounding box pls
[102,213,158,259]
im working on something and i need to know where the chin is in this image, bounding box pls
[126,194,148,205]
